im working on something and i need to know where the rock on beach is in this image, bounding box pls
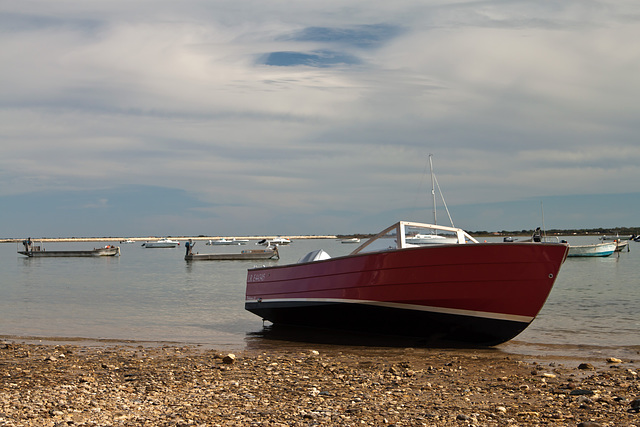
[1,341,639,426]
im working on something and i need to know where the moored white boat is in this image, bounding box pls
[258,237,291,246]
[405,233,458,245]
[340,237,361,244]
[613,239,629,252]
[143,238,179,248]
[567,242,616,257]
[270,237,291,245]
[206,238,249,246]
[600,234,631,252]
[601,234,633,241]
[245,221,569,346]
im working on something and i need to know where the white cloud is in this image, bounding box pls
[2,1,640,235]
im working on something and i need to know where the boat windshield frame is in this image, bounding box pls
[350,221,479,255]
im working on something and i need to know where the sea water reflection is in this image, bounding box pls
[1,236,639,358]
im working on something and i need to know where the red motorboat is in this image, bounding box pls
[245,221,569,346]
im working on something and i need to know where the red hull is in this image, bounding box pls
[245,242,568,345]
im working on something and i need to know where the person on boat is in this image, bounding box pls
[22,237,32,252]
[185,239,195,256]
[532,227,542,242]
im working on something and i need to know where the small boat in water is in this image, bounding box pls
[600,234,630,252]
[186,247,279,261]
[601,234,633,241]
[613,239,629,252]
[340,237,361,244]
[271,237,291,245]
[245,220,569,346]
[18,241,120,257]
[142,238,179,248]
[567,242,616,257]
[405,233,458,245]
[257,237,291,246]
[206,238,249,246]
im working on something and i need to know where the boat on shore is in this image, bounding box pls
[186,247,279,261]
[18,242,120,257]
[142,238,179,248]
[567,242,616,257]
[206,238,249,246]
[245,220,569,346]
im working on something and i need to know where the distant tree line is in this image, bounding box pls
[472,226,640,237]
[338,226,640,239]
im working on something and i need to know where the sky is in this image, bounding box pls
[2,1,640,238]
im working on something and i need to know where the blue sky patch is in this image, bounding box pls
[262,24,401,67]
[285,24,402,48]
[264,50,360,67]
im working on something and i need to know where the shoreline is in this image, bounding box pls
[3,230,638,244]
[3,333,639,365]
[1,339,638,426]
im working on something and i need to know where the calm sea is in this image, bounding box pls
[1,236,638,359]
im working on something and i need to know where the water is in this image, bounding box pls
[2,236,639,359]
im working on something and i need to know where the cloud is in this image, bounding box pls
[83,198,109,209]
[2,1,640,236]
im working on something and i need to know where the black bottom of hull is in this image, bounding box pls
[245,301,530,346]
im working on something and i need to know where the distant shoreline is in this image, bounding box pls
[0,231,640,243]
[3,228,638,243]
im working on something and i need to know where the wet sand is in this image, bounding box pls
[1,339,639,426]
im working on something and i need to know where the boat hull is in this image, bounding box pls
[186,248,279,261]
[246,242,568,346]
[143,241,178,248]
[18,247,120,257]
[249,300,531,346]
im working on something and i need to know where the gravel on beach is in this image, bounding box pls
[1,341,639,426]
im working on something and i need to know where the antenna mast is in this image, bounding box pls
[429,154,437,225]
[541,201,546,240]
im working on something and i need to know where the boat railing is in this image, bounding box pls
[351,221,479,255]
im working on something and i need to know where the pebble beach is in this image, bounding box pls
[1,341,639,426]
